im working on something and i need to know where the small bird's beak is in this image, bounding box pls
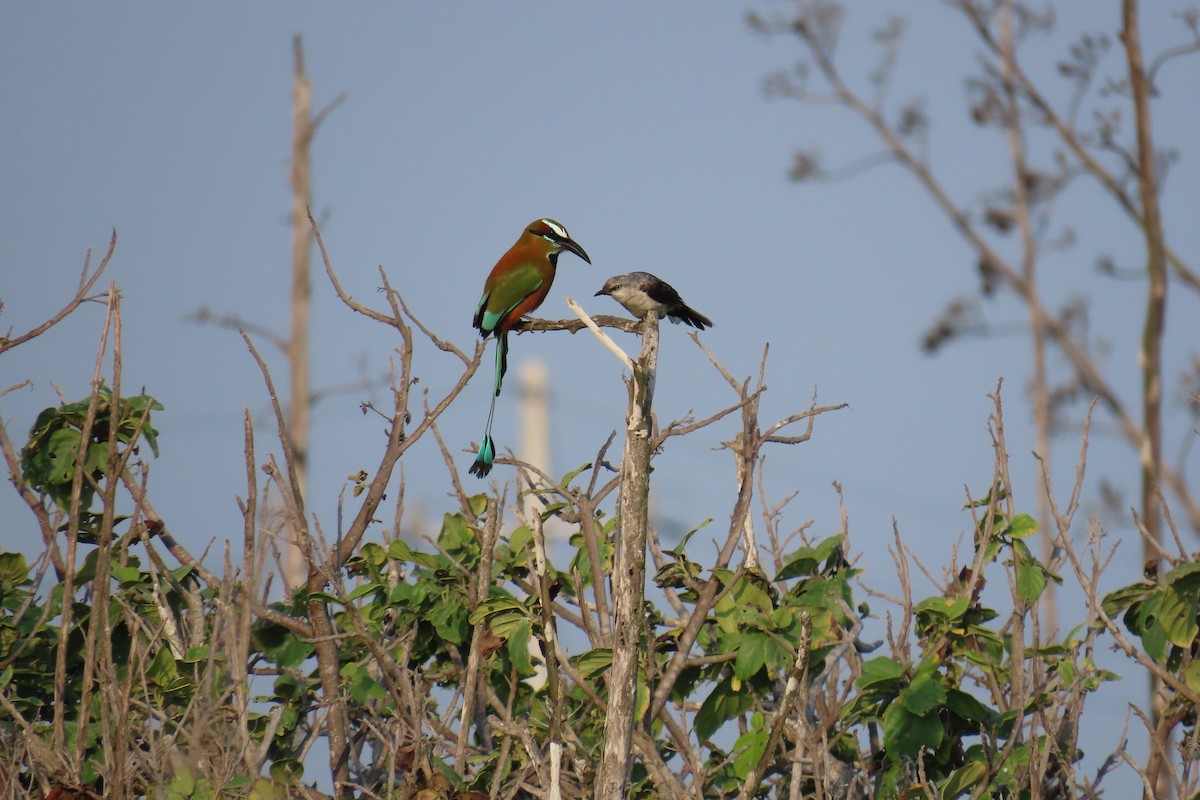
[562,237,591,265]
[594,286,610,297]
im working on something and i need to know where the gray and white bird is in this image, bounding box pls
[595,271,713,330]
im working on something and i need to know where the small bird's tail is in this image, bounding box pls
[676,305,713,330]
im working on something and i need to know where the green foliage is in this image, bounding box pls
[20,387,162,514]
[5,384,1188,799]
[0,545,245,795]
[830,493,1122,798]
[1103,559,1200,696]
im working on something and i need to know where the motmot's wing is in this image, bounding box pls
[473,262,548,336]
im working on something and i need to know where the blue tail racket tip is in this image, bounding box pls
[469,435,496,478]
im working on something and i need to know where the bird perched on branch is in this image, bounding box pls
[470,218,591,477]
[595,271,712,330]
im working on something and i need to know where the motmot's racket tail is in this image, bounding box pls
[469,394,497,477]
[495,331,508,397]
[469,332,507,477]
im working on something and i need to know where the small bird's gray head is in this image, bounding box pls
[595,274,627,297]
[595,271,654,296]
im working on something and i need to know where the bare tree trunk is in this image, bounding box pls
[286,34,314,590]
[1122,0,1166,590]
[999,0,1056,638]
[594,312,659,800]
[286,41,352,797]
[1121,3,1170,796]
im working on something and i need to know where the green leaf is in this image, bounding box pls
[387,539,442,570]
[268,758,304,783]
[714,575,774,633]
[485,611,530,641]
[1006,514,1038,540]
[775,534,845,581]
[731,711,769,780]
[169,564,195,583]
[506,619,536,677]
[111,564,144,584]
[0,552,29,585]
[696,679,755,741]
[980,538,1002,565]
[342,662,388,705]
[1123,593,1160,637]
[182,645,210,663]
[571,648,612,678]
[900,669,946,717]
[559,461,593,487]
[74,549,99,583]
[945,689,994,726]
[1185,660,1200,695]
[247,778,289,799]
[1016,560,1047,606]
[1158,589,1199,648]
[856,656,907,689]
[346,582,380,602]
[470,596,528,626]
[466,493,489,517]
[39,427,83,484]
[507,525,532,554]
[119,394,163,456]
[358,541,387,569]
[776,555,816,582]
[635,674,651,725]
[438,512,476,557]
[260,629,315,669]
[147,646,178,687]
[387,580,425,608]
[428,594,469,645]
[1166,562,1200,595]
[940,760,989,799]
[168,765,196,798]
[882,700,943,757]
[1102,582,1154,618]
[83,439,109,475]
[540,501,568,520]
[733,633,769,681]
[1012,538,1033,561]
[669,519,711,558]
[914,594,971,621]
[1141,616,1167,662]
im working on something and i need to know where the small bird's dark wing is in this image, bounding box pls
[637,274,713,329]
[639,275,687,308]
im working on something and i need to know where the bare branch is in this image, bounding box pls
[1,231,116,355]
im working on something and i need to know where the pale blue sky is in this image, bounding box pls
[3,3,1199,792]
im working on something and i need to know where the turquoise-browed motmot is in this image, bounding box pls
[470,218,591,477]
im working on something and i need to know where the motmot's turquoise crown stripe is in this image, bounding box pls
[469,218,590,478]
